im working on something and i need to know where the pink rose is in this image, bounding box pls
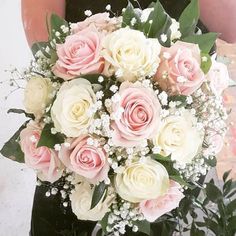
[59,136,109,184]
[140,181,184,222]
[71,13,120,34]
[207,57,229,96]
[111,82,162,147]
[155,41,205,95]
[53,26,104,80]
[20,122,64,183]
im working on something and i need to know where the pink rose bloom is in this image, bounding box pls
[111,82,162,147]
[53,25,104,80]
[155,41,205,95]
[71,13,120,34]
[59,136,109,184]
[140,181,184,222]
[207,57,229,96]
[20,122,64,183]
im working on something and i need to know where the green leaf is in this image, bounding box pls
[159,221,175,236]
[223,170,231,182]
[50,14,69,41]
[0,121,29,163]
[227,216,236,233]
[226,199,236,215]
[160,222,169,236]
[204,217,222,235]
[49,49,58,64]
[80,74,108,86]
[37,123,64,148]
[100,213,109,234]
[31,41,58,65]
[195,221,206,228]
[91,181,107,209]
[204,156,217,167]
[144,0,166,37]
[217,200,226,221]
[205,182,222,203]
[7,108,34,119]
[144,0,172,45]
[223,179,233,196]
[31,41,51,58]
[148,2,155,8]
[182,32,218,53]
[203,198,209,206]
[95,228,105,236]
[151,154,172,162]
[170,175,190,188]
[121,1,142,30]
[133,220,150,235]
[179,0,199,38]
[226,188,236,199]
[168,95,188,108]
[200,53,212,74]
[153,157,179,176]
[190,223,205,236]
[208,209,220,222]
[158,17,172,46]
[179,197,192,224]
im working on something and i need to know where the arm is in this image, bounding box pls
[21,0,65,47]
[199,0,236,43]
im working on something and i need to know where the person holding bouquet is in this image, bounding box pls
[17,0,235,235]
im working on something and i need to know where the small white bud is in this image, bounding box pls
[105,4,111,11]
[84,10,92,16]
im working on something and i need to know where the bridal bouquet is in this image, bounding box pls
[1,0,230,235]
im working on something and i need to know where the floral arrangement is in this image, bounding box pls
[1,0,230,235]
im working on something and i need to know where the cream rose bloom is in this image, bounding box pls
[153,110,203,164]
[70,182,114,221]
[102,28,161,81]
[24,76,54,118]
[51,78,96,137]
[115,159,169,203]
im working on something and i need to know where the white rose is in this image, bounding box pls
[206,56,229,96]
[153,110,203,164]
[70,182,114,221]
[115,159,169,203]
[51,78,96,137]
[102,28,161,81]
[24,76,54,118]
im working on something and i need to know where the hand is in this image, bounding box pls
[199,0,236,43]
[21,0,65,47]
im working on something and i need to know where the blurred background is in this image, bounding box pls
[0,0,36,235]
[0,0,235,235]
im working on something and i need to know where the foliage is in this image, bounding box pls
[90,181,107,209]
[179,0,199,38]
[0,121,29,163]
[200,53,212,74]
[7,108,35,119]
[122,0,172,46]
[37,123,65,149]
[182,32,218,53]
[31,13,68,61]
[49,14,69,42]
[105,170,236,236]
[175,170,236,236]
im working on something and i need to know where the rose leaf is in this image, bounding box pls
[179,0,199,38]
[0,121,29,163]
[37,123,65,149]
[91,181,107,209]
